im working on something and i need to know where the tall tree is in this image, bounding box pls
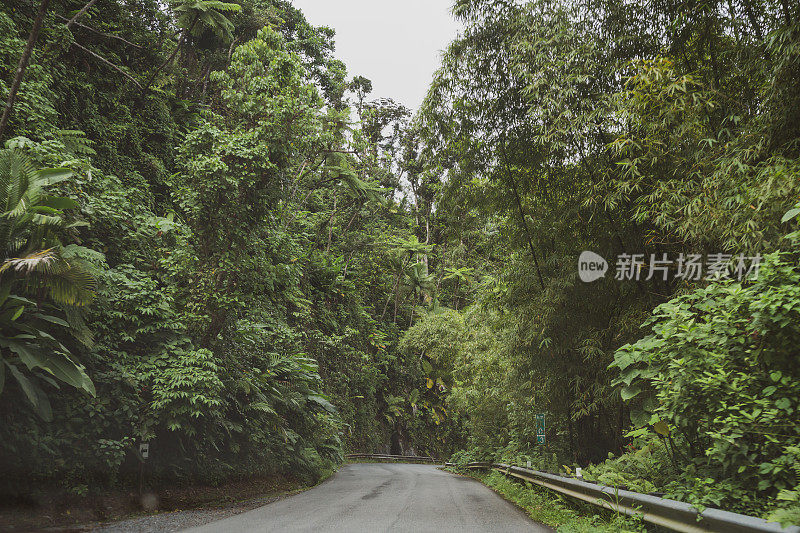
[0,0,50,139]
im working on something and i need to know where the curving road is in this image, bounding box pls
[182,463,550,533]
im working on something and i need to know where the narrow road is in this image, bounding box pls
[182,463,550,532]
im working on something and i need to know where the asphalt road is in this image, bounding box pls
[182,463,551,533]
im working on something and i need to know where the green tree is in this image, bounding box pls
[141,0,241,94]
[0,146,95,421]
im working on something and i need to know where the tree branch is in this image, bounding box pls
[65,0,98,29]
[54,14,143,49]
[71,42,142,89]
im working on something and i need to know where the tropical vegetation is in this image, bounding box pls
[1,0,799,526]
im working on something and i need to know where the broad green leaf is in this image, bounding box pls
[421,359,433,374]
[630,409,649,427]
[37,168,73,185]
[775,398,791,410]
[653,420,670,436]
[10,306,24,321]
[781,207,800,223]
[65,220,90,229]
[39,196,79,210]
[6,363,52,421]
[33,382,53,422]
[29,206,62,215]
[32,313,70,327]
[1,339,94,395]
[308,394,337,413]
[624,426,650,439]
[620,384,641,401]
[642,396,659,412]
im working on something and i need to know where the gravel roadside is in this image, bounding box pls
[0,473,314,532]
[76,492,293,532]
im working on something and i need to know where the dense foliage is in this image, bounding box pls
[402,0,800,522]
[0,0,447,494]
[1,0,799,524]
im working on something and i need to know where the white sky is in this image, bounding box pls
[291,1,462,112]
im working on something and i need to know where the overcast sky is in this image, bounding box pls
[291,1,462,112]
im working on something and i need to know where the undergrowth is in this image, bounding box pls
[464,470,651,533]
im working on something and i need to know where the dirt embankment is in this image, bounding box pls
[0,474,304,532]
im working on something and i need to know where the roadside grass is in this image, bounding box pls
[464,470,652,533]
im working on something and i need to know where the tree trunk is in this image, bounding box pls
[326,193,337,253]
[507,172,545,290]
[200,63,212,103]
[567,406,575,462]
[140,15,199,97]
[140,34,185,95]
[0,0,51,140]
[499,133,545,289]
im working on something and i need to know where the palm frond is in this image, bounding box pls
[0,248,59,276]
[0,248,96,306]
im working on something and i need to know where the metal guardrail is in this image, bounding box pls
[453,462,800,533]
[345,453,441,463]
